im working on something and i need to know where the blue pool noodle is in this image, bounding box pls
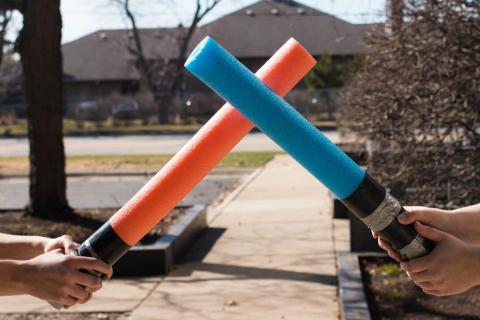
[185,37,365,199]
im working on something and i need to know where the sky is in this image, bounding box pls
[8,0,387,43]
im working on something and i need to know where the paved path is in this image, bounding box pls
[0,132,339,157]
[130,155,338,320]
[0,169,250,210]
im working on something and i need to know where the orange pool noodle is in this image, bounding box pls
[110,38,316,246]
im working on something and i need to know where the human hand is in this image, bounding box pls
[372,206,458,261]
[19,250,113,307]
[400,221,480,296]
[371,230,402,262]
[397,206,463,239]
[43,235,79,255]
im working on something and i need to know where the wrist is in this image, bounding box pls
[22,236,50,258]
[33,236,50,253]
[469,245,480,287]
[0,260,33,296]
[15,260,35,296]
[447,210,464,229]
[448,210,480,244]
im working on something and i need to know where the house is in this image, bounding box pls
[62,0,377,120]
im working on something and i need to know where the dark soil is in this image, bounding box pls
[0,313,128,320]
[361,256,480,320]
[0,207,187,245]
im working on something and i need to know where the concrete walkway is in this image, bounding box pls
[129,155,338,320]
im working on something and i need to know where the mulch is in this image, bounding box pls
[362,257,480,320]
[0,207,186,245]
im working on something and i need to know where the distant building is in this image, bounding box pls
[60,0,378,120]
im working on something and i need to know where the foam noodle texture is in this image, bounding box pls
[110,37,316,245]
[185,37,365,200]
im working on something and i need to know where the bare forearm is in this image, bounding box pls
[451,204,480,243]
[0,234,47,260]
[0,259,28,296]
[452,204,480,215]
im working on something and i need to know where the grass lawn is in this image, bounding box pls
[0,119,336,137]
[0,151,282,175]
[0,119,204,137]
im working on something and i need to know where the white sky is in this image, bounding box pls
[8,0,387,43]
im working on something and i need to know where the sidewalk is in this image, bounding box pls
[129,155,339,319]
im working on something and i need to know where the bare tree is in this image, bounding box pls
[1,0,72,219]
[115,0,222,123]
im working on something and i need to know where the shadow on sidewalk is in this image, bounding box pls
[180,227,227,263]
[173,227,337,287]
[173,262,337,286]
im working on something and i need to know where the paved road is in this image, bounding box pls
[0,169,250,210]
[0,132,339,157]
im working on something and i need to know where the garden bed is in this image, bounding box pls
[338,252,480,320]
[0,207,186,245]
[362,256,480,320]
[0,204,207,276]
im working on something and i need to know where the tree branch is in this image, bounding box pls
[198,0,220,21]
[171,0,222,93]
[116,0,157,95]
[114,0,223,123]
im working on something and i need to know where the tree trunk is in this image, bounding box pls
[19,0,72,219]
[156,95,170,124]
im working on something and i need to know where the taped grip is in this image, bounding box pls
[342,174,434,259]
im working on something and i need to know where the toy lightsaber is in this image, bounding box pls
[185,37,434,260]
[76,39,316,269]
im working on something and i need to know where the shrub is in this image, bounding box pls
[340,0,480,208]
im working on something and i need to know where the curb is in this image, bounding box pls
[337,252,387,320]
[0,168,253,180]
[113,204,207,277]
[0,172,157,179]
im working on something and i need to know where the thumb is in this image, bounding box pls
[45,235,76,254]
[398,208,429,225]
[67,242,80,255]
[414,221,445,242]
[59,235,78,254]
